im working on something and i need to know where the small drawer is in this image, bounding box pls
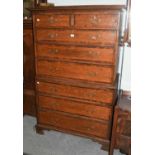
[36,60,114,83]
[35,14,70,28]
[38,110,110,139]
[36,44,115,64]
[75,14,119,29]
[38,95,112,120]
[36,81,114,105]
[36,29,117,46]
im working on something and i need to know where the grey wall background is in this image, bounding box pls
[47,0,131,91]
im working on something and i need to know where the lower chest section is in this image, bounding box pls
[36,80,116,142]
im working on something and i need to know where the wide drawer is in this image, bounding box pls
[36,81,114,105]
[38,110,110,139]
[38,95,112,120]
[35,14,70,28]
[36,29,117,45]
[36,44,115,64]
[74,14,119,29]
[36,60,114,83]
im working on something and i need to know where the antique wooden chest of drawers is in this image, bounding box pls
[31,5,124,151]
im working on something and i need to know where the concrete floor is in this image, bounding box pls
[23,116,124,155]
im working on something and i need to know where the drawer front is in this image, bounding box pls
[37,81,114,104]
[36,44,115,64]
[35,14,70,27]
[37,60,114,83]
[38,96,112,120]
[75,14,119,29]
[36,30,117,45]
[38,110,110,139]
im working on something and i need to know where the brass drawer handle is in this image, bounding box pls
[36,18,40,22]
[86,126,94,131]
[52,118,60,123]
[51,102,59,107]
[87,128,91,131]
[87,72,97,77]
[87,93,95,98]
[48,34,58,38]
[87,127,92,131]
[91,36,97,40]
[88,51,93,54]
[48,16,58,23]
[49,34,54,38]
[90,110,94,114]
[90,15,101,25]
[88,51,100,56]
[48,49,59,54]
[70,33,75,38]
[90,35,100,40]
[50,67,59,72]
[36,81,40,84]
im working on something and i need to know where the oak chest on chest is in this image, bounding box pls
[31,5,124,150]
